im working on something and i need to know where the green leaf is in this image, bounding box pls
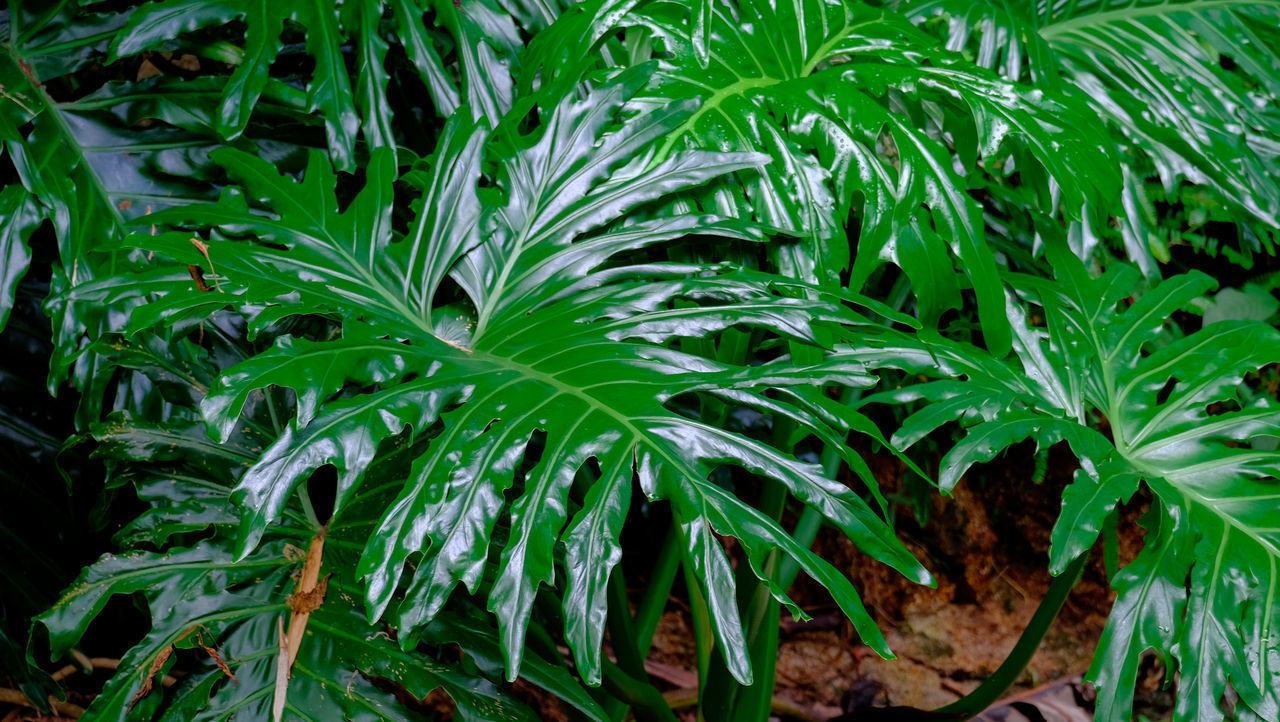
[0,49,240,408]
[0,185,40,333]
[219,0,285,139]
[389,0,462,116]
[1083,503,1192,717]
[129,71,924,688]
[1050,462,1142,575]
[299,1,360,171]
[31,351,597,720]
[903,0,1280,268]
[854,243,1280,720]
[5,3,130,80]
[36,539,544,722]
[561,450,631,685]
[537,0,1120,356]
[346,0,396,152]
[108,0,241,61]
[202,331,417,441]
[1198,285,1280,325]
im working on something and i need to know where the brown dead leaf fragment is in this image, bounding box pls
[194,629,238,684]
[273,528,327,722]
[188,264,211,292]
[136,58,160,81]
[169,53,201,72]
[273,618,289,722]
[129,625,239,708]
[289,574,330,615]
[188,238,223,291]
[130,628,195,708]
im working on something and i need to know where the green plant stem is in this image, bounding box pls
[636,524,681,652]
[725,351,849,720]
[600,660,680,722]
[607,569,650,682]
[935,550,1089,717]
[731,481,786,722]
[774,508,822,591]
[597,527,682,722]
[775,385,852,590]
[662,687,824,722]
[296,483,320,530]
[672,519,715,722]
[606,565,675,721]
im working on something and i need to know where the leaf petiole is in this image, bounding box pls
[935,550,1088,717]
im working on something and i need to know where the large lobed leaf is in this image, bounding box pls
[852,240,1280,720]
[900,0,1280,273]
[115,68,930,688]
[107,0,532,164]
[525,0,1121,356]
[0,6,316,422]
[31,333,604,721]
[37,516,574,721]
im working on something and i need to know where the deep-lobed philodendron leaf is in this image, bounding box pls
[852,240,1280,721]
[35,531,561,721]
[7,0,1278,719]
[107,0,534,159]
[0,40,256,418]
[30,348,605,721]
[901,0,1280,271]
[527,0,1120,356]
[122,71,928,687]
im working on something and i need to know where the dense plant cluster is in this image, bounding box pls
[1,0,1277,720]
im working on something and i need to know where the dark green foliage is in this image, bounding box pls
[1,0,1277,720]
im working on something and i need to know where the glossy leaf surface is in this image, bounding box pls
[853,241,1280,720]
[116,70,927,688]
[528,0,1120,356]
[31,333,602,721]
[901,0,1280,270]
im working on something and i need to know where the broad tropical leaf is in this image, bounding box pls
[115,69,929,687]
[37,515,571,721]
[1,9,313,420]
[900,0,1280,272]
[526,0,1120,356]
[30,329,604,721]
[852,240,1280,720]
[108,0,534,161]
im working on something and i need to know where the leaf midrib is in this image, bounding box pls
[47,557,284,614]
[0,47,126,249]
[1143,468,1280,559]
[1039,0,1279,42]
[655,11,884,158]
[657,76,778,158]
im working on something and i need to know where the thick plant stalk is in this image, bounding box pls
[600,661,680,722]
[675,523,716,722]
[730,342,829,720]
[935,551,1089,717]
[273,527,328,720]
[606,568,679,722]
[636,524,682,652]
[0,687,86,718]
[731,500,784,722]
[285,527,328,669]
